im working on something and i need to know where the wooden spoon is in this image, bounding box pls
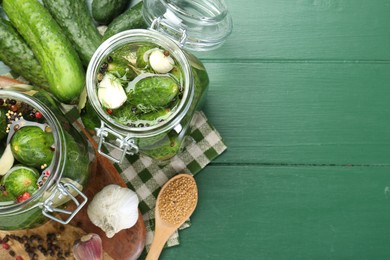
[146,173,198,260]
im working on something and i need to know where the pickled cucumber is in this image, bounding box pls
[10,126,54,168]
[128,76,179,112]
[2,165,39,197]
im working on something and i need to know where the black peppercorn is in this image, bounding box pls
[59,225,65,232]
[107,56,113,63]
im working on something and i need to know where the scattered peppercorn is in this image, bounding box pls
[2,242,10,250]
[59,225,65,232]
[106,108,113,114]
[9,249,15,256]
[107,56,113,63]
[9,99,16,105]
[0,98,4,105]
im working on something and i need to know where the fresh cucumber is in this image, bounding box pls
[103,1,147,40]
[92,0,130,24]
[0,18,49,90]
[42,0,102,66]
[3,0,85,104]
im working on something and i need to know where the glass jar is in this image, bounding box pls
[84,0,232,163]
[0,90,92,230]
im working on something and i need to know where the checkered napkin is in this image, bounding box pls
[65,108,227,250]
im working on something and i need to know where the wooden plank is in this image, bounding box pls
[161,165,390,259]
[195,0,390,61]
[202,62,390,165]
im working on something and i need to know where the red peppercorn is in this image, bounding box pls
[10,104,18,112]
[16,256,23,260]
[106,109,113,114]
[35,111,42,119]
[2,243,10,250]
[163,50,170,56]
[17,192,31,203]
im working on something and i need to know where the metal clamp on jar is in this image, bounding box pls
[85,0,232,163]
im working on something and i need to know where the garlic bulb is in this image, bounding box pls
[87,184,139,238]
[149,49,174,74]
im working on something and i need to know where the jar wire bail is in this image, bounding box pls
[96,121,139,164]
[41,182,87,225]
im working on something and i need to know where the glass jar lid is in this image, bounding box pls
[142,0,233,51]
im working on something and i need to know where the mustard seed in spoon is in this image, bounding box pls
[146,174,198,260]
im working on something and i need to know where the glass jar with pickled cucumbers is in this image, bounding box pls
[83,0,232,162]
[0,90,92,230]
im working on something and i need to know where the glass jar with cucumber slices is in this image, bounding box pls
[0,90,92,230]
[84,0,232,162]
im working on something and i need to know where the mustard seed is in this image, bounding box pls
[158,175,197,225]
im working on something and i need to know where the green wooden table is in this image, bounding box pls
[1,0,389,259]
[161,0,390,259]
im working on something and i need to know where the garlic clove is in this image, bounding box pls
[73,233,103,260]
[0,144,15,176]
[98,73,127,109]
[87,184,139,238]
[149,49,175,74]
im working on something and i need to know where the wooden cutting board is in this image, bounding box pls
[0,124,146,260]
[68,153,146,260]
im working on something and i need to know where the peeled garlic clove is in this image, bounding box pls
[149,49,174,74]
[98,73,127,109]
[0,144,15,176]
[73,233,103,260]
[87,184,139,238]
